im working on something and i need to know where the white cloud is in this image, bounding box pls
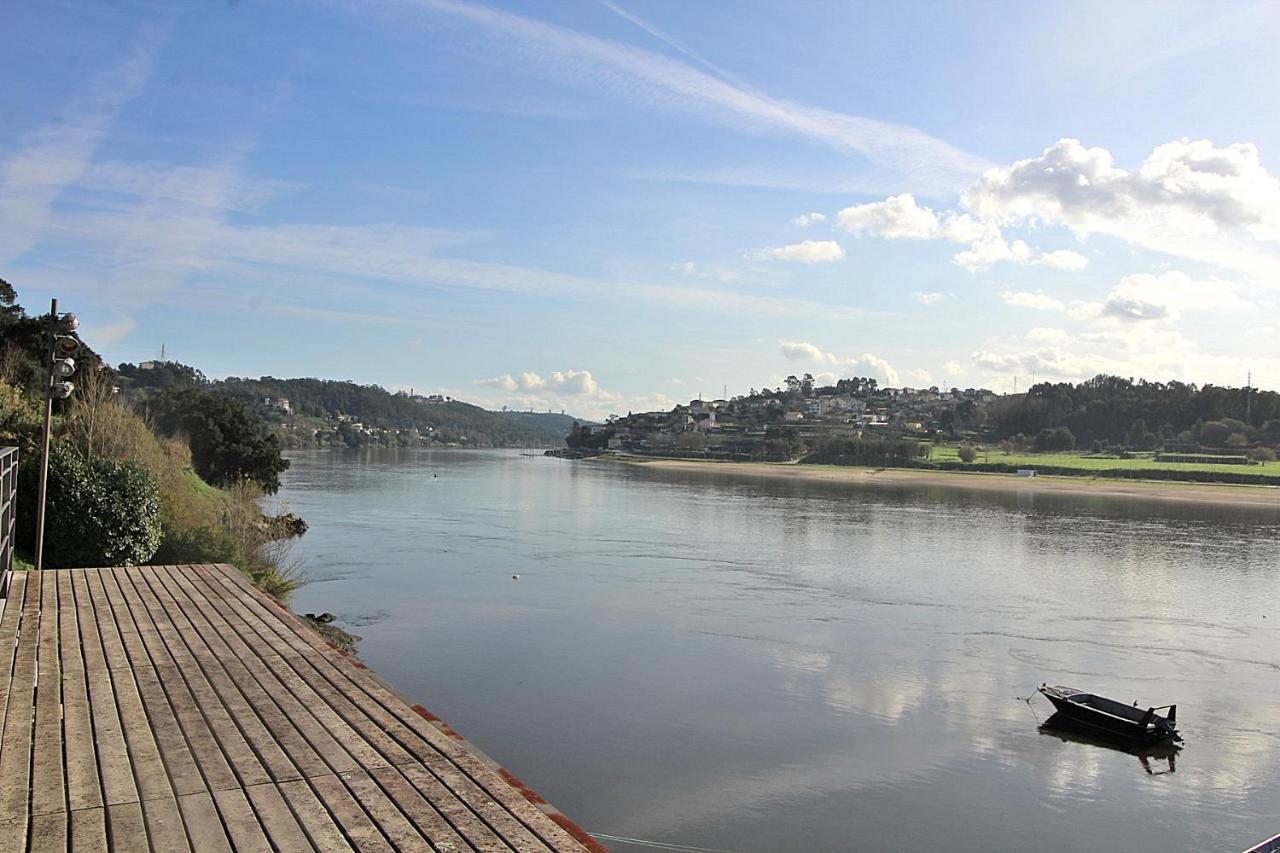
[1000,290,1065,311]
[848,353,901,386]
[475,374,520,391]
[792,212,827,227]
[402,0,989,193]
[672,260,741,282]
[1033,249,1089,270]
[837,193,1079,272]
[759,240,844,263]
[473,368,628,418]
[836,137,1280,278]
[0,25,166,265]
[781,340,839,365]
[837,193,939,239]
[963,137,1280,276]
[779,341,902,385]
[912,291,950,305]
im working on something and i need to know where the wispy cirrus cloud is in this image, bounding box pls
[394,0,989,193]
[0,22,169,265]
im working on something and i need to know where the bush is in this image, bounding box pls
[1034,426,1076,451]
[18,442,162,568]
[148,387,289,493]
[957,445,978,463]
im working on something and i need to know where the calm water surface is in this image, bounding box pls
[276,449,1280,852]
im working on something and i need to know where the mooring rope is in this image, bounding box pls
[588,832,748,853]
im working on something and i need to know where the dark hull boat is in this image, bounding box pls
[1038,684,1181,744]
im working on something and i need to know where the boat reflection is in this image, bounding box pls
[1040,712,1179,775]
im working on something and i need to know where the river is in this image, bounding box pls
[277,448,1280,852]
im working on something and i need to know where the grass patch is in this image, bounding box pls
[930,446,1280,479]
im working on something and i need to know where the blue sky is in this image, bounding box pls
[4,0,1280,417]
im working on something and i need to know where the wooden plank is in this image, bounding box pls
[277,779,355,853]
[308,772,395,853]
[0,571,39,839]
[32,570,66,817]
[71,806,108,853]
[98,569,207,799]
[163,566,386,774]
[118,569,272,789]
[211,788,274,853]
[83,570,175,806]
[104,802,148,852]
[148,567,344,780]
[338,771,434,853]
[365,764,474,852]
[183,566,529,851]
[177,791,234,853]
[191,565,560,851]
[130,572,298,787]
[194,564,567,852]
[30,811,69,853]
[243,782,318,853]
[71,571,138,809]
[140,795,193,853]
[57,572,102,812]
[0,573,27,742]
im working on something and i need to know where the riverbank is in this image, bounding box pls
[599,455,1280,508]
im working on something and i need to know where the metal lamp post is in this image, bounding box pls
[33,298,79,571]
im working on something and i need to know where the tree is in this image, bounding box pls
[1199,420,1232,447]
[1034,426,1075,451]
[1126,418,1155,450]
[957,445,978,463]
[17,443,162,568]
[801,373,815,396]
[148,388,290,492]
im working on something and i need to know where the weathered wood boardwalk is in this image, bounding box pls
[0,564,598,852]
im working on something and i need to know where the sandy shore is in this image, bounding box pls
[597,455,1280,509]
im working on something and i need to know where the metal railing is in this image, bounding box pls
[0,447,17,597]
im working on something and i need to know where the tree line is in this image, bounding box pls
[985,375,1280,449]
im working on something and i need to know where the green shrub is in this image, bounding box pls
[957,445,978,463]
[18,442,162,568]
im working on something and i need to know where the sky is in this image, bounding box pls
[4,0,1280,419]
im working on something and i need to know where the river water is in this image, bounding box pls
[277,448,1280,852]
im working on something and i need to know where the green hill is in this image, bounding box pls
[116,366,582,448]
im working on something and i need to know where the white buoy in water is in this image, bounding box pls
[512,574,520,580]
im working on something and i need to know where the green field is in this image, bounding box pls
[929,446,1280,480]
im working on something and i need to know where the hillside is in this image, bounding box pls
[116,366,581,448]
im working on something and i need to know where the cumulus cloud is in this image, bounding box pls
[837,193,1081,272]
[837,193,939,239]
[835,137,1280,277]
[1000,290,1065,311]
[475,368,611,397]
[759,240,845,263]
[473,368,630,418]
[849,353,901,386]
[1057,271,1256,325]
[963,137,1280,275]
[779,341,902,385]
[781,340,839,364]
[791,212,827,227]
[1033,249,1089,270]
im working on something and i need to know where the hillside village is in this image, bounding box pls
[570,375,996,460]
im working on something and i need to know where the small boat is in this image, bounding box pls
[1243,832,1280,853]
[1038,684,1181,744]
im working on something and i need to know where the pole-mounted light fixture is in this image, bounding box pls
[34,298,81,571]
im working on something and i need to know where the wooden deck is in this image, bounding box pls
[0,564,598,852]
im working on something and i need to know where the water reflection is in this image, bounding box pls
[279,450,1280,852]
